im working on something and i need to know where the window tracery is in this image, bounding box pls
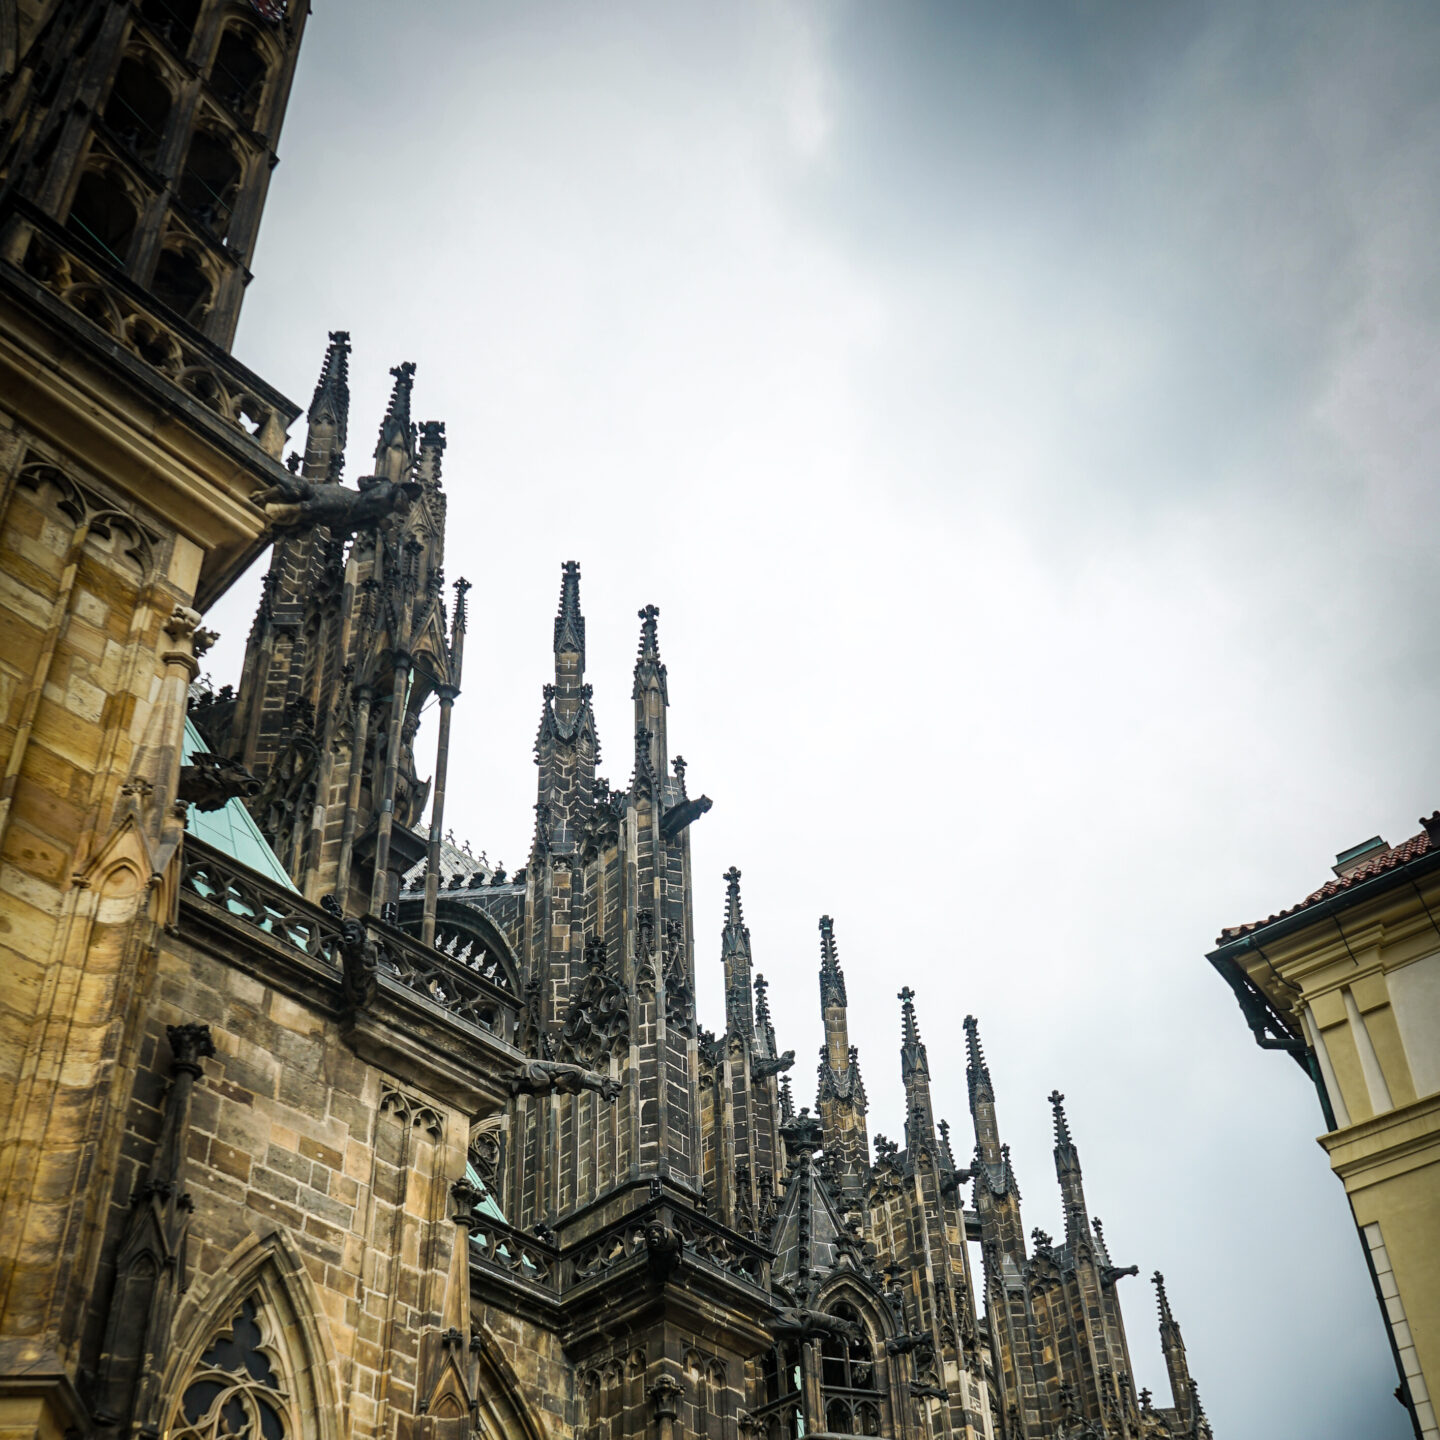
[172,1296,290,1440]
[819,1304,880,1436]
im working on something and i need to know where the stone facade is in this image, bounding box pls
[0,6,1218,1440]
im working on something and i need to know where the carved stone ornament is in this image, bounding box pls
[339,919,378,1011]
[505,1059,621,1102]
[253,471,422,536]
[176,751,260,812]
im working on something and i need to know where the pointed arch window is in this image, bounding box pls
[173,1296,289,1440]
[818,1304,880,1437]
[104,53,173,166]
[212,25,269,123]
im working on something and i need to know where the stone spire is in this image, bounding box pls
[1154,1271,1198,1429]
[632,603,668,787]
[416,420,446,489]
[899,987,936,1153]
[816,917,868,1191]
[721,867,754,1042]
[1049,1089,1090,1245]
[374,360,417,478]
[754,973,778,1061]
[553,559,585,683]
[965,1014,1002,1165]
[304,329,350,475]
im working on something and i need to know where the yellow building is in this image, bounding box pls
[1209,817,1440,1440]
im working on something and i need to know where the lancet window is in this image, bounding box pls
[819,1304,880,1437]
[756,1340,803,1440]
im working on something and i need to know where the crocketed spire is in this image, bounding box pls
[307,329,351,447]
[374,360,417,465]
[721,867,754,1042]
[553,560,585,670]
[631,604,667,697]
[899,986,927,1079]
[754,972,778,1060]
[819,915,846,1008]
[964,1013,994,1106]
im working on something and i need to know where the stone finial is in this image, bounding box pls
[819,915,847,1008]
[553,560,585,659]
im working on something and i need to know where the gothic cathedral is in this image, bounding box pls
[0,6,1213,1440]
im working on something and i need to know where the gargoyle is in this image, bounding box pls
[771,1307,863,1342]
[339,919,378,1011]
[505,1059,621,1102]
[644,1220,684,1281]
[253,472,422,536]
[752,1049,795,1080]
[176,751,259,812]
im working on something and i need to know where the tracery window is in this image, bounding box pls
[819,1304,880,1436]
[756,1341,803,1440]
[173,1296,289,1440]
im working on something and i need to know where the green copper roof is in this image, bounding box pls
[183,718,296,891]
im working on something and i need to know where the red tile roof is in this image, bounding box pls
[1217,815,1440,944]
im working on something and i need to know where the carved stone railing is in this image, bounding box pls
[371,920,517,1040]
[181,837,342,963]
[564,1197,771,1295]
[467,1214,560,1294]
[180,839,518,1040]
[3,204,298,457]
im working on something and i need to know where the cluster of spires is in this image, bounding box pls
[513,556,1208,1430]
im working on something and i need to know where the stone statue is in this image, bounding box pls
[505,1059,621,1102]
[338,919,378,1011]
[253,472,421,535]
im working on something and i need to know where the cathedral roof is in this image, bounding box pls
[401,831,494,892]
[1216,814,1438,943]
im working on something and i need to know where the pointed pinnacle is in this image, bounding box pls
[375,361,417,459]
[1049,1090,1072,1147]
[308,329,351,444]
[1152,1271,1175,1324]
[553,560,585,659]
[819,916,847,1007]
[964,1014,994,1105]
[898,987,920,1042]
[724,867,744,928]
[636,604,661,664]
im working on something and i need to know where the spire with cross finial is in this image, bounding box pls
[374,361,417,477]
[721,868,754,1042]
[897,987,937,1153]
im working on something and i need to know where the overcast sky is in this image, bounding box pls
[208,3,1440,1435]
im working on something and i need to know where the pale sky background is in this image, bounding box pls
[206,3,1440,1436]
